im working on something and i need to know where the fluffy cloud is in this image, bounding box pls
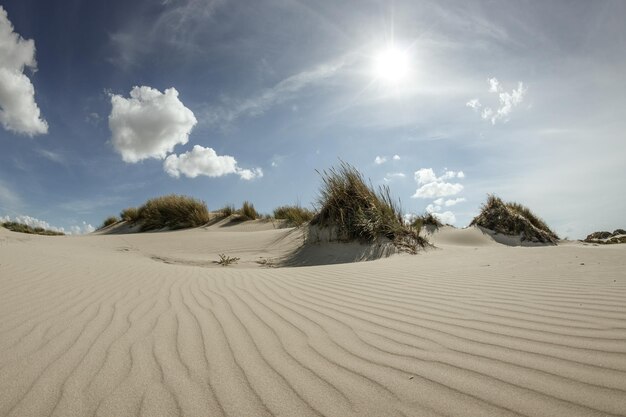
[70,221,95,235]
[0,7,48,136]
[164,145,263,180]
[383,172,405,182]
[433,197,466,207]
[392,154,401,160]
[412,168,464,199]
[1,214,95,235]
[467,77,527,125]
[374,156,387,165]
[109,86,197,163]
[433,211,456,225]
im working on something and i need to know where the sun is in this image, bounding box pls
[373,45,410,83]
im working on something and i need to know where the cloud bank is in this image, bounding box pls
[109,86,197,162]
[164,145,263,180]
[0,6,48,136]
[412,168,464,199]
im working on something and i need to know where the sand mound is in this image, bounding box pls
[2,224,626,416]
[584,229,626,244]
[470,195,559,244]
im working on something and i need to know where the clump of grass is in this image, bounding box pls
[411,212,443,230]
[216,253,240,266]
[137,194,210,231]
[311,161,426,251]
[120,207,140,223]
[99,216,120,230]
[239,201,259,220]
[218,204,236,218]
[273,205,315,226]
[1,221,65,236]
[470,195,559,243]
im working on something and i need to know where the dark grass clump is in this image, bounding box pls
[470,195,559,243]
[273,205,316,226]
[99,216,120,230]
[311,162,426,252]
[120,207,140,223]
[137,194,210,231]
[238,201,259,220]
[218,204,236,218]
[1,221,65,236]
[411,212,443,230]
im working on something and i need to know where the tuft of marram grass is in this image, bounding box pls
[137,194,210,231]
[239,201,259,220]
[470,195,559,243]
[99,216,120,230]
[120,207,140,223]
[1,221,65,236]
[273,205,315,226]
[311,161,426,251]
[218,204,236,217]
[411,212,443,230]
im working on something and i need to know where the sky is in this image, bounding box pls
[0,0,625,238]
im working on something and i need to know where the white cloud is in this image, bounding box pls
[468,78,527,125]
[392,154,401,160]
[383,172,405,182]
[0,7,48,136]
[374,156,387,165]
[433,211,456,225]
[457,171,465,178]
[109,86,197,163]
[70,221,95,235]
[488,77,501,93]
[412,168,465,199]
[1,214,64,233]
[413,182,463,198]
[164,145,262,180]
[466,98,481,109]
[444,197,466,206]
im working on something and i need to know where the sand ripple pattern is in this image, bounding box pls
[1,235,625,417]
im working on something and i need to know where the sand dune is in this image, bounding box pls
[1,225,625,416]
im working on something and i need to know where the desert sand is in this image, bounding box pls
[1,222,625,417]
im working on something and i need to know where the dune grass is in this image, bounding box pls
[137,195,210,231]
[238,201,259,220]
[311,162,426,251]
[218,204,236,218]
[99,216,120,230]
[470,195,559,243]
[120,207,140,223]
[411,213,443,230]
[1,221,65,236]
[273,205,315,226]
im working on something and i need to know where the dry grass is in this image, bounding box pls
[239,201,259,220]
[470,195,559,243]
[99,216,120,230]
[215,253,240,266]
[411,213,443,230]
[1,221,65,236]
[273,205,315,226]
[218,204,236,218]
[311,161,426,252]
[120,207,140,223]
[137,195,210,231]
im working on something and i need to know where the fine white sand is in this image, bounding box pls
[1,223,625,417]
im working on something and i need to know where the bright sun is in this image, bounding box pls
[373,46,410,83]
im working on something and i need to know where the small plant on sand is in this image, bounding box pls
[411,212,443,230]
[238,201,259,220]
[1,221,65,236]
[273,205,315,226]
[311,161,426,252]
[218,204,236,218]
[216,253,240,266]
[120,207,140,223]
[138,194,210,231]
[99,216,120,230]
[470,195,559,243]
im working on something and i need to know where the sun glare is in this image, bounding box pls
[373,45,410,83]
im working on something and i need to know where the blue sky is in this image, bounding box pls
[0,0,624,238]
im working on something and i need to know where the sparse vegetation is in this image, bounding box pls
[411,213,443,230]
[273,205,315,226]
[218,204,236,218]
[120,207,140,223]
[470,195,559,243]
[137,194,210,231]
[216,253,240,266]
[584,229,626,244]
[1,221,65,236]
[99,216,120,230]
[311,161,426,252]
[239,201,259,220]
